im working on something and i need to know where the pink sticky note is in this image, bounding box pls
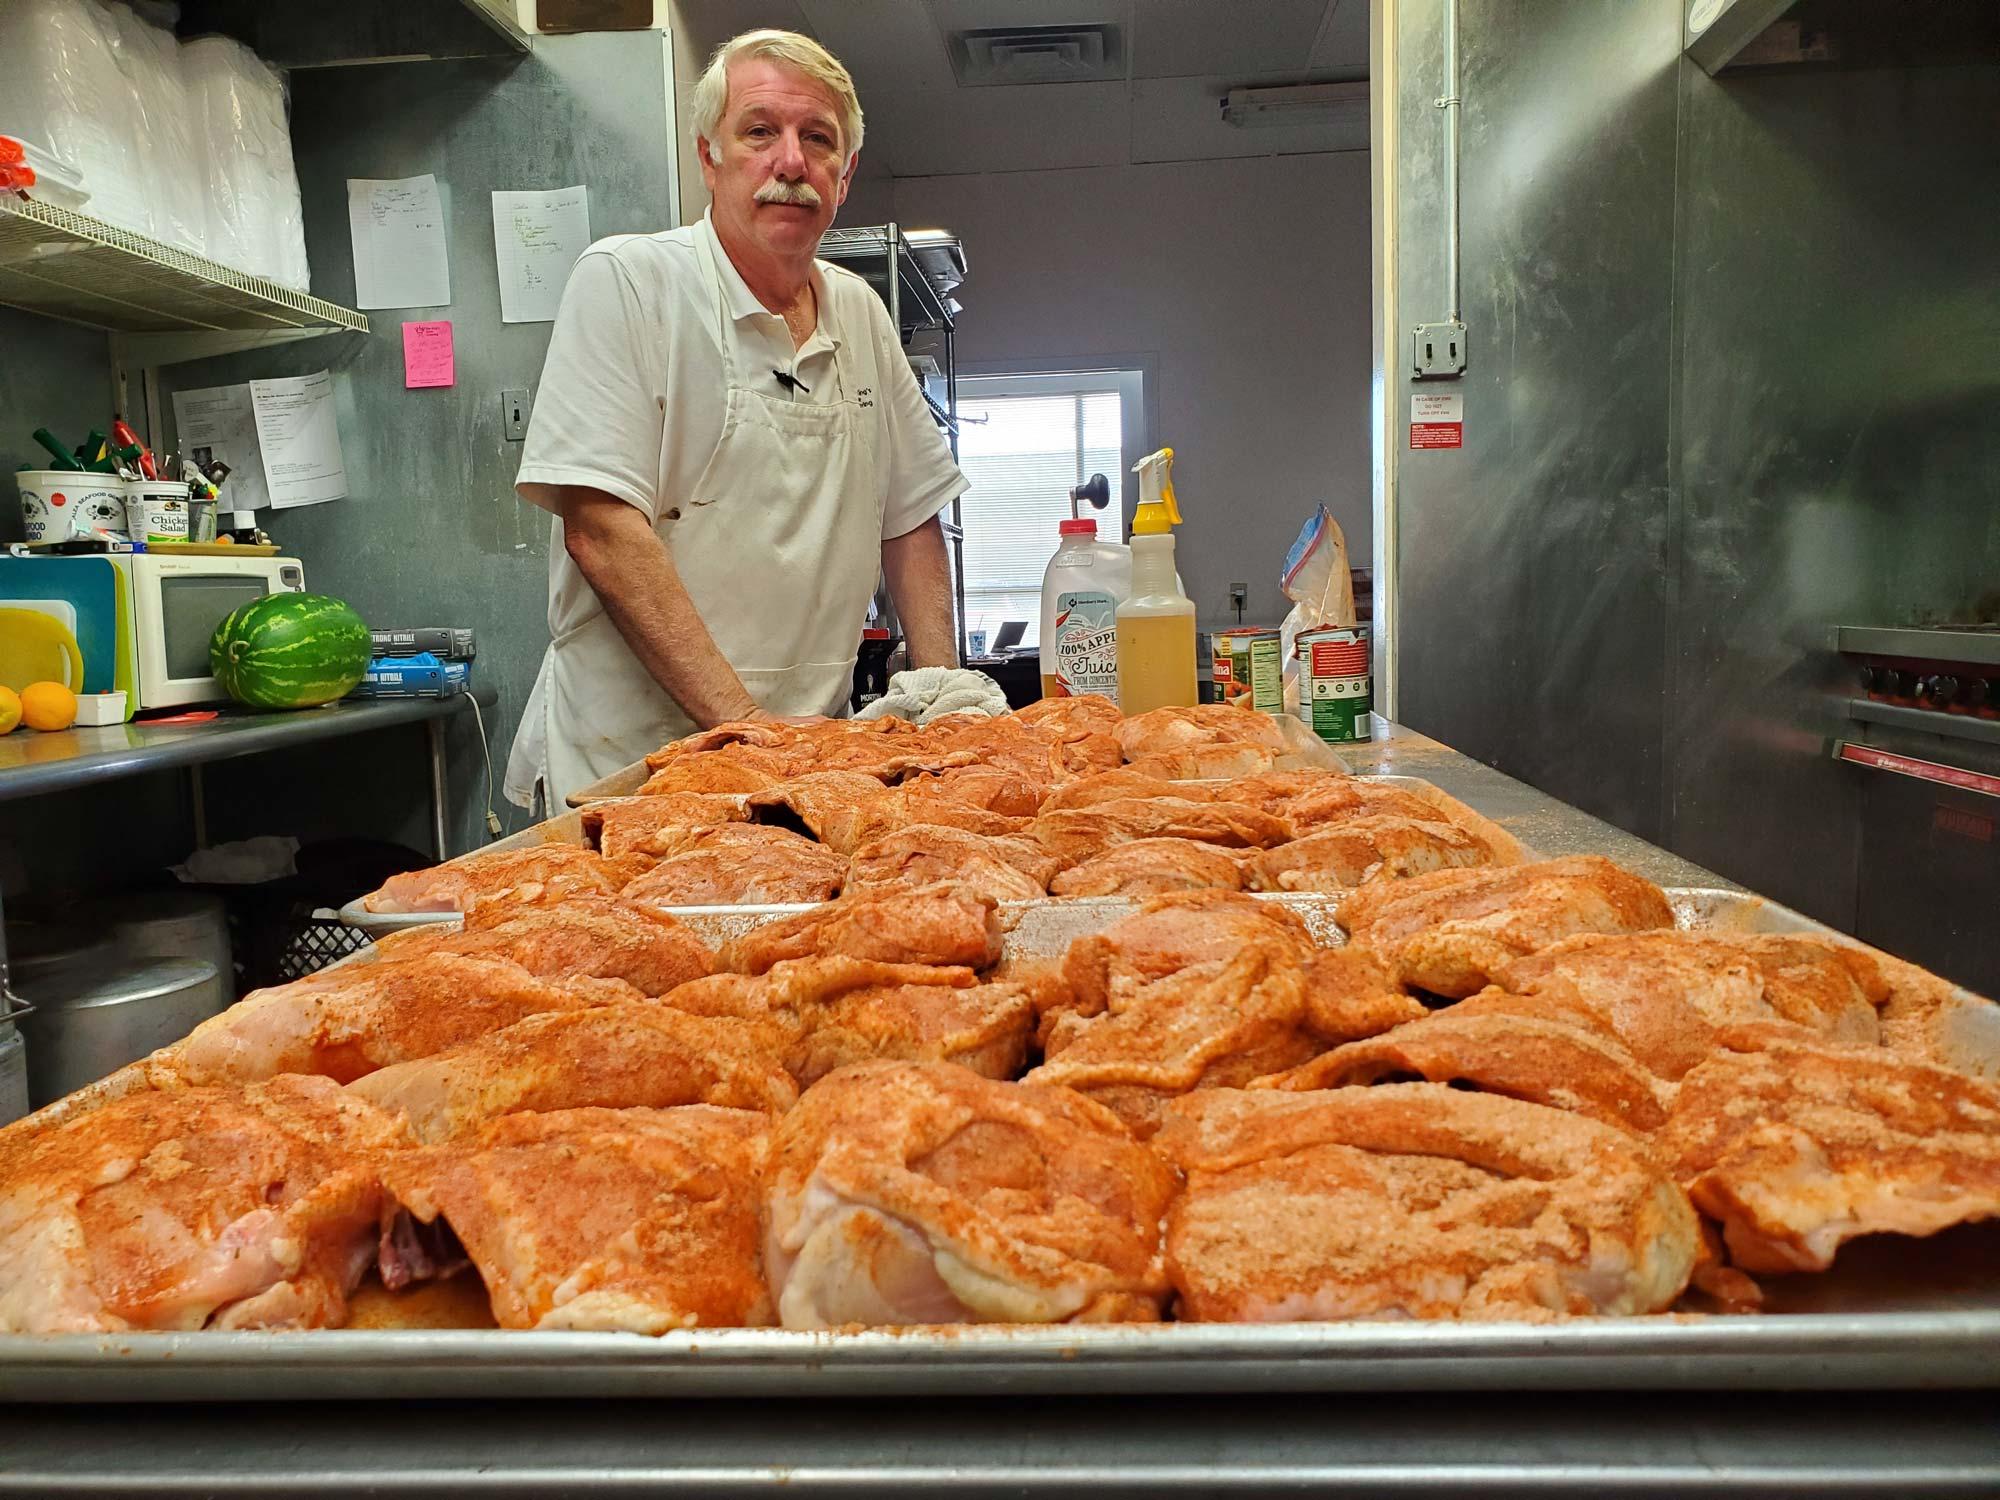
[402,320,455,388]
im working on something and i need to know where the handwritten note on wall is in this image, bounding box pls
[402,321,456,388]
[491,186,591,323]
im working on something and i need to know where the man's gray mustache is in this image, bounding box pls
[755,180,822,208]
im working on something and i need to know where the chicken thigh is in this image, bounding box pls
[846,825,1062,903]
[718,884,1005,975]
[619,824,846,908]
[363,846,649,914]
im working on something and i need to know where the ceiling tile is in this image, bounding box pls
[794,0,958,91]
[1130,0,1330,78]
[1308,0,1368,69]
[862,81,1131,176]
[1130,72,1367,163]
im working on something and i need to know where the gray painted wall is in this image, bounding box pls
[859,153,1376,632]
[156,31,682,851]
[0,307,111,540]
[1389,0,2000,985]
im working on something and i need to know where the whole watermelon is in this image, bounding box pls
[209,593,371,710]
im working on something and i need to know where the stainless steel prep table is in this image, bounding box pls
[6,713,1994,1495]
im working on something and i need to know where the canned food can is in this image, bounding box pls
[1217,628,1284,715]
[1297,624,1372,742]
[1210,632,1238,699]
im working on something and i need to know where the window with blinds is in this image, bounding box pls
[957,388,1123,646]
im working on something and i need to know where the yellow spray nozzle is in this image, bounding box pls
[1130,446,1181,534]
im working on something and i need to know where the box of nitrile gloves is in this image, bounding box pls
[350,653,470,698]
[369,627,476,661]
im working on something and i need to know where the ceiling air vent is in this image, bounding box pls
[948,24,1125,87]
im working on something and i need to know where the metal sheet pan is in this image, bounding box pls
[4,889,1997,1399]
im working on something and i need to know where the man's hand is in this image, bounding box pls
[558,486,763,727]
[881,514,959,668]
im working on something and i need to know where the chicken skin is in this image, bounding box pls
[1031,797,1293,871]
[381,1106,772,1332]
[1012,695,1124,738]
[764,1061,1177,1328]
[1337,855,1675,998]
[743,771,896,850]
[1662,1031,2000,1274]
[167,953,624,1086]
[1038,769,1220,813]
[846,825,1062,903]
[585,793,748,860]
[1115,703,1289,761]
[1027,944,1420,1139]
[634,755,784,798]
[1244,815,1495,891]
[363,846,650,914]
[349,1003,799,1143]
[1049,837,1246,898]
[904,765,1047,817]
[1248,777,1444,830]
[619,824,846,908]
[665,957,1032,1086]
[718,884,1004,975]
[370,896,713,997]
[0,1076,405,1333]
[1156,1085,1699,1321]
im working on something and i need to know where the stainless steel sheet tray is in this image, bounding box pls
[6,888,1996,1400]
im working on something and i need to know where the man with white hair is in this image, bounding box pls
[505,29,967,810]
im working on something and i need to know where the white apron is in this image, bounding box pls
[505,231,883,810]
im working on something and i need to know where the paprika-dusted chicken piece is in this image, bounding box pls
[1049,838,1246,898]
[718,884,1004,975]
[666,957,1032,1086]
[380,1106,772,1332]
[1256,998,1671,1133]
[1012,695,1124,738]
[1027,944,1421,1139]
[765,1061,1177,1328]
[620,824,846,908]
[585,793,749,860]
[1030,798,1293,870]
[349,1002,798,1143]
[1336,855,1674,999]
[1222,768,1362,818]
[1243,815,1495,892]
[1056,889,1320,1028]
[846,825,1062,904]
[634,755,784,798]
[743,771,897,849]
[370,896,713,997]
[1661,1031,2000,1274]
[1039,769,1220,813]
[167,953,628,1086]
[1156,1084,1699,1322]
[0,1075,406,1333]
[838,786,1031,855]
[647,719,798,763]
[928,713,1122,783]
[1492,931,1888,1080]
[362,845,651,914]
[1115,703,1289,761]
[1123,745,1279,781]
[905,764,1047,817]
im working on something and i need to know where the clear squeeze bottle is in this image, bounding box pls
[1039,516,1132,702]
[1115,447,1198,714]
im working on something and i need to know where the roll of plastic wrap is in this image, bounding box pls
[102,0,205,254]
[183,34,311,290]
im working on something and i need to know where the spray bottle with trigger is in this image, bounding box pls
[1115,447,1199,713]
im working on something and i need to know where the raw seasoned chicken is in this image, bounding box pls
[1123,745,1279,781]
[585,793,748,860]
[743,771,895,850]
[838,787,1030,855]
[362,846,649,914]
[1156,1085,1699,1321]
[0,1075,405,1333]
[381,1106,771,1331]
[349,1002,798,1142]
[1049,838,1245,898]
[1030,797,1293,869]
[1012,695,1124,738]
[1662,1032,2000,1273]
[1027,945,1420,1139]
[1337,855,1674,998]
[905,765,1047,817]
[666,957,1032,1085]
[765,1061,1177,1327]
[1243,815,1493,892]
[1258,999,1670,1132]
[647,720,796,763]
[1222,769,1360,817]
[1492,931,1889,1080]
[718,884,1004,974]
[168,953,623,1086]
[635,755,784,798]
[1057,889,1320,1027]
[1244,776,1439,829]
[619,824,846,908]
[927,713,1122,783]
[1115,703,1289,761]
[846,825,1062,903]
[370,896,713,996]
[1039,769,1220,813]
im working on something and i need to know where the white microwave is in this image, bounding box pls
[105,553,307,709]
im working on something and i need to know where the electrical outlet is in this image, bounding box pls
[1228,581,1248,611]
[502,388,531,441]
[1411,320,1468,379]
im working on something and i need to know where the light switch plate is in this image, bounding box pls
[502,388,531,441]
[1411,320,1468,379]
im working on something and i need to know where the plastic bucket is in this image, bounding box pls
[14,470,130,543]
[125,481,192,543]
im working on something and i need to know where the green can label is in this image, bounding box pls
[1298,625,1372,743]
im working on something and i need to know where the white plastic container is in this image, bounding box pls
[71,691,128,727]
[1038,518,1132,704]
[14,470,129,544]
[125,481,191,544]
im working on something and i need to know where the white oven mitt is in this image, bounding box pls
[854,667,1010,726]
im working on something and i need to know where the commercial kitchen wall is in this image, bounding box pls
[851,153,1375,632]
[1387,0,2000,987]
[154,31,681,855]
[0,309,109,514]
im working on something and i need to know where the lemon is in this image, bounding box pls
[0,686,19,735]
[21,681,77,732]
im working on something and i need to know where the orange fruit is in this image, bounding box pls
[20,681,77,732]
[214,535,235,546]
[0,686,19,735]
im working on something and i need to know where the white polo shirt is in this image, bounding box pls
[515,212,966,645]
